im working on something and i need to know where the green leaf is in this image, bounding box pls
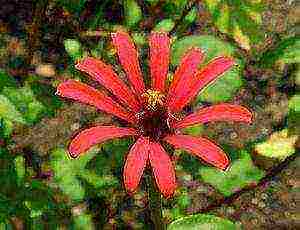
[288,94,300,135]
[255,129,298,160]
[0,70,16,91]
[124,0,142,28]
[2,85,46,124]
[289,94,300,112]
[261,37,300,67]
[171,35,243,103]
[73,213,93,229]
[184,7,198,24]
[132,33,147,46]
[64,39,84,61]
[204,0,265,50]
[24,201,44,218]
[0,95,26,124]
[198,150,264,196]
[0,119,13,138]
[154,19,175,32]
[168,214,237,230]
[14,156,25,186]
[50,148,100,201]
[80,171,118,189]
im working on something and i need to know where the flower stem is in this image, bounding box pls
[146,172,166,230]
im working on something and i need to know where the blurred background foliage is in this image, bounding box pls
[0,0,299,229]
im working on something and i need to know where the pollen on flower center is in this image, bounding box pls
[141,89,165,111]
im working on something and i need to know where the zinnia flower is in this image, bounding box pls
[56,31,252,198]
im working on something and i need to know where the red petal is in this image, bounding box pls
[69,126,136,158]
[167,48,204,111]
[112,31,145,96]
[174,103,253,129]
[149,141,176,198]
[171,56,235,112]
[164,134,229,170]
[123,137,149,194]
[56,80,135,123]
[149,32,170,92]
[75,57,141,112]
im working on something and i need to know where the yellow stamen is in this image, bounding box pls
[142,89,165,110]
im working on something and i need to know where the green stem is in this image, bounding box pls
[146,172,166,230]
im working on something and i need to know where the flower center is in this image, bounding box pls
[141,89,165,111]
[136,89,172,141]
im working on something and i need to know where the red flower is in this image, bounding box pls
[56,31,252,198]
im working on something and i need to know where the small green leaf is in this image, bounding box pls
[154,19,175,32]
[14,156,25,185]
[171,35,243,103]
[177,191,191,209]
[124,0,142,28]
[80,171,118,189]
[0,95,26,124]
[24,201,44,218]
[0,70,16,91]
[168,214,237,230]
[0,119,13,138]
[50,148,100,201]
[64,39,84,60]
[255,129,298,160]
[2,85,46,124]
[73,213,93,229]
[289,94,300,112]
[198,150,264,196]
[60,176,85,201]
[184,7,198,24]
[132,33,147,46]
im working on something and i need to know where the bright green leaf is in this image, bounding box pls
[2,85,46,124]
[255,129,298,160]
[80,171,118,189]
[168,214,237,230]
[184,7,198,24]
[289,94,300,112]
[198,150,264,196]
[132,33,146,46]
[73,213,93,229]
[171,35,243,103]
[154,19,175,32]
[64,39,84,60]
[0,95,26,124]
[124,0,142,28]
[0,119,13,138]
[50,148,100,201]
[14,156,25,185]
[0,70,16,91]
[24,201,44,218]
